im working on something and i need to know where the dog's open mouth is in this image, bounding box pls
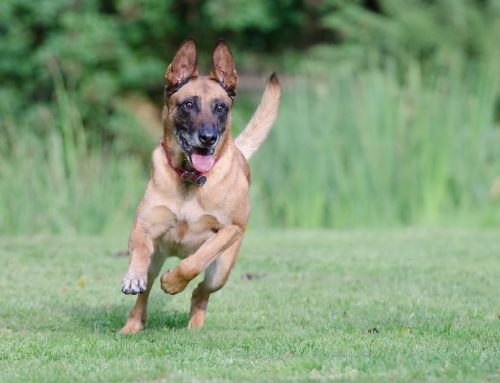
[190,148,215,173]
[177,133,216,173]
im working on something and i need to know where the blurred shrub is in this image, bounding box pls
[1,0,496,147]
[0,0,166,158]
[319,0,500,73]
[0,0,331,149]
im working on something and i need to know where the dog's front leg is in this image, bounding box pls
[121,225,155,295]
[122,205,175,294]
[160,224,242,295]
[120,205,175,334]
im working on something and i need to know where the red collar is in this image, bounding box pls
[161,142,218,186]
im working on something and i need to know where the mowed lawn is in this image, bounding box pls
[0,230,499,382]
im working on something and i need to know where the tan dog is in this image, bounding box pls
[120,38,281,333]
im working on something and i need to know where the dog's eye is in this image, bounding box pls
[183,101,194,110]
[216,104,226,113]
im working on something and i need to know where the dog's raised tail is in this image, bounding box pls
[235,73,281,160]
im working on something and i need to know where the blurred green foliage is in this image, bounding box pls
[0,0,499,233]
[252,62,499,228]
[1,0,497,141]
[0,0,333,144]
[323,0,500,66]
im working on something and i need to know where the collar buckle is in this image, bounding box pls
[180,171,206,185]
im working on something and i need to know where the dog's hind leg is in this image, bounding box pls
[188,237,242,329]
[120,250,166,334]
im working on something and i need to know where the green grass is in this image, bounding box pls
[1,230,499,382]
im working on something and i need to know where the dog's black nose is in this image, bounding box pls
[198,127,218,146]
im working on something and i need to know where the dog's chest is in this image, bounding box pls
[160,198,228,255]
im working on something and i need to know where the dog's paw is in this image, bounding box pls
[188,316,205,329]
[121,271,147,295]
[119,319,145,335]
[160,268,190,295]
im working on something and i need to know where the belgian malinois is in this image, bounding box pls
[120,38,281,333]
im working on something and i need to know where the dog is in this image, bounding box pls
[119,38,281,333]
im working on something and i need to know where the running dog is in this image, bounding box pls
[120,38,281,333]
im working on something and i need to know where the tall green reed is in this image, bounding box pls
[0,76,146,235]
[248,59,499,228]
[1,57,498,234]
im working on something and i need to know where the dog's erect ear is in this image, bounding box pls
[165,37,198,89]
[210,39,237,97]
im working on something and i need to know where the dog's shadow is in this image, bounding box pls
[69,303,189,334]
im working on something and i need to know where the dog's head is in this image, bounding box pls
[163,38,237,173]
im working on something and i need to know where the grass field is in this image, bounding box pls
[0,230,499,382]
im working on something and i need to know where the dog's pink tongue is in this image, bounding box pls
[191,152,215,173]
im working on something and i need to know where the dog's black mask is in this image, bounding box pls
[173,92,230,172]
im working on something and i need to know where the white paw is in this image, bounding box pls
[121,271,147,295]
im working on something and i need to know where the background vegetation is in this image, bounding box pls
[1,0,499,234]
[1,4,499,382]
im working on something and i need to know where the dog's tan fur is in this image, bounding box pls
[120,38,280,334]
